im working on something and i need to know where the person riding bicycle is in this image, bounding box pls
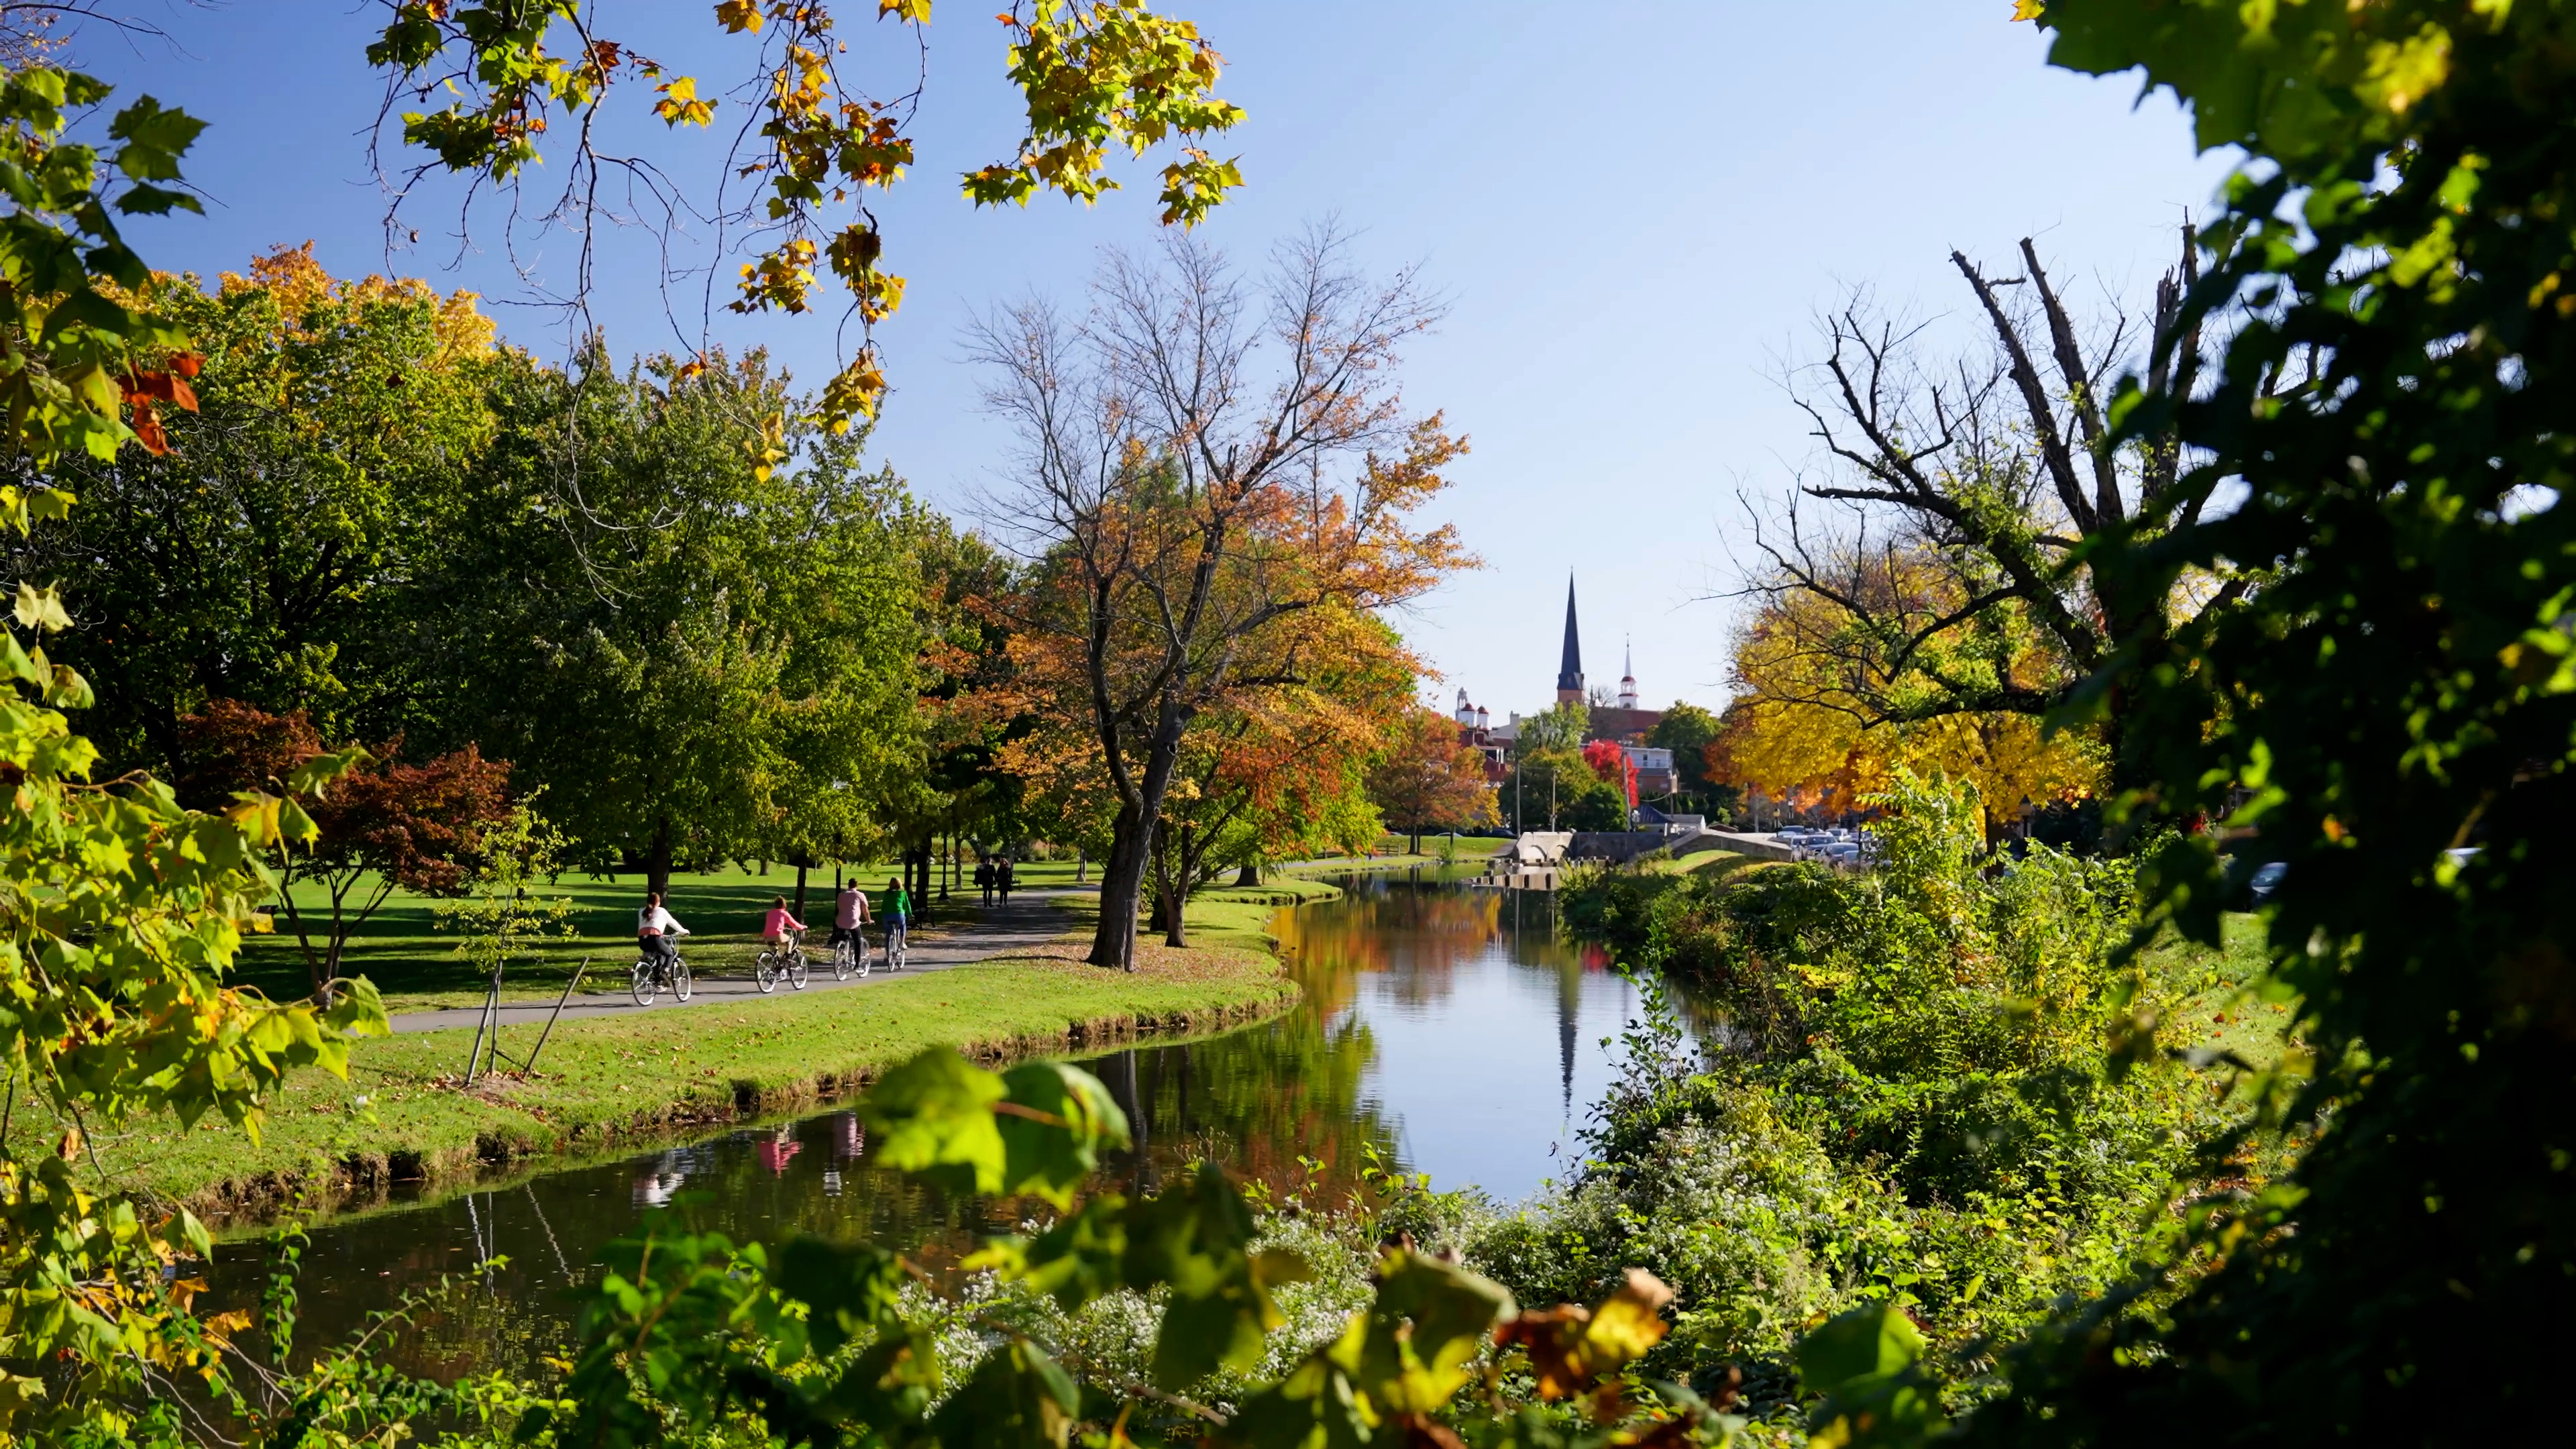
[881,876,911,959]
[828,879,869,950]
[637,893,688,967]
[762,896,806,947]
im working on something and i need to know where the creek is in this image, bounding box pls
[212,873,1644,1379]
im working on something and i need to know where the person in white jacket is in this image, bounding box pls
[637,893,689,967]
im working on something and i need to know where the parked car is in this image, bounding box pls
[2249,860,2288,904]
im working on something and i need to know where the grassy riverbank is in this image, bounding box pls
[47,888,1311,1221]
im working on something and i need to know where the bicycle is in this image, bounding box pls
[830,928,869,981]
[631,944,693,1005]
[755,929,812,994]
[883,918,907,973]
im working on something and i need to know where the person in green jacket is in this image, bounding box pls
[881,876,911,964]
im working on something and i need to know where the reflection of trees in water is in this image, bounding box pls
[1280,875,1589,1018]
[1086,1009,1398,1206]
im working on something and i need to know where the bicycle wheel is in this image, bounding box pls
[631,959,658,1006]
[672,958,692,1002]
[831,939,853,981]
[755,951,780,994]
[857,938,871,978]
[790,951,810,990]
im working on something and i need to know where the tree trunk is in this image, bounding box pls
[1088,711,1188,970]
[646,817,675,903]
[1089,804,1154,971]
[1235,860,1260,887]
[1159,823,1194,949]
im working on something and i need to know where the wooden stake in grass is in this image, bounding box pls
[522,956,591,1076]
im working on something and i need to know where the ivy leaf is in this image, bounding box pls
[1796,1302,1947,1448]
[855,1046,1008,1193]
[776,1237,904,1353]
[996,1060,1130,1207]
[1123,1162,1305,1389]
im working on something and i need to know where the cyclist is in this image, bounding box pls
[881,875,911,962]
[762,895,807,947]
[637,892,689,971]
[829,878,869,954]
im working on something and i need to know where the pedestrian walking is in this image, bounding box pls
[998,857,1015,904]
[974,855,994,906]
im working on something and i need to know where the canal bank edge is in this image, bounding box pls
[74,890,1318,1224]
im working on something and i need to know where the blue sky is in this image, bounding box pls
[93,2,2230,720]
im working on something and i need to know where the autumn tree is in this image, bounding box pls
[1711,586,2106,831]
[1136,607,1413,943]
[1366,704,1500,853]
[363,1,1248,431]
[1740,231,2234,783]
[977,227,1469,969]
[1581,737,1637,814]
[178,699,514,1002]
[9,244,498,771]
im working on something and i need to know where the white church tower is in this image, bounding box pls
[1617,638,1639,710]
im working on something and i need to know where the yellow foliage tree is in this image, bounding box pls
[1713,582,2105,835]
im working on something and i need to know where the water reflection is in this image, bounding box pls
[211,874,1639,1381]
[1275,873,1634,1197]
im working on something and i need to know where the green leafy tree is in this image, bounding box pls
[1503,744,1626,834]
[416,347,921,899]
[437,796,580,990]
[1805,5,2576,1444]
[1644,699,1734,816]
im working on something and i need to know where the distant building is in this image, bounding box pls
[1452,688,1508,781]
[1624,745,1678,799]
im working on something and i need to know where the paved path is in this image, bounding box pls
[388,890,1086,1034]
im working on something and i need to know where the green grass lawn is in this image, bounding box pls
[52,886,1312,1220]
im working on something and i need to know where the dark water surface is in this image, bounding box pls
[213,875,1640,1378]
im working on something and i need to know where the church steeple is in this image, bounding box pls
[1617,637,1638,710]
[1555,575,1585,704]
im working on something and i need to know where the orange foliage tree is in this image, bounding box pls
[976,229,1470,968]
[1366,704,1501,853]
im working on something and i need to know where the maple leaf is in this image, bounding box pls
[716,0,764,34]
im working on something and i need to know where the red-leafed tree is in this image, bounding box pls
[1582,738,1638,814]
[180,700,513,1001]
